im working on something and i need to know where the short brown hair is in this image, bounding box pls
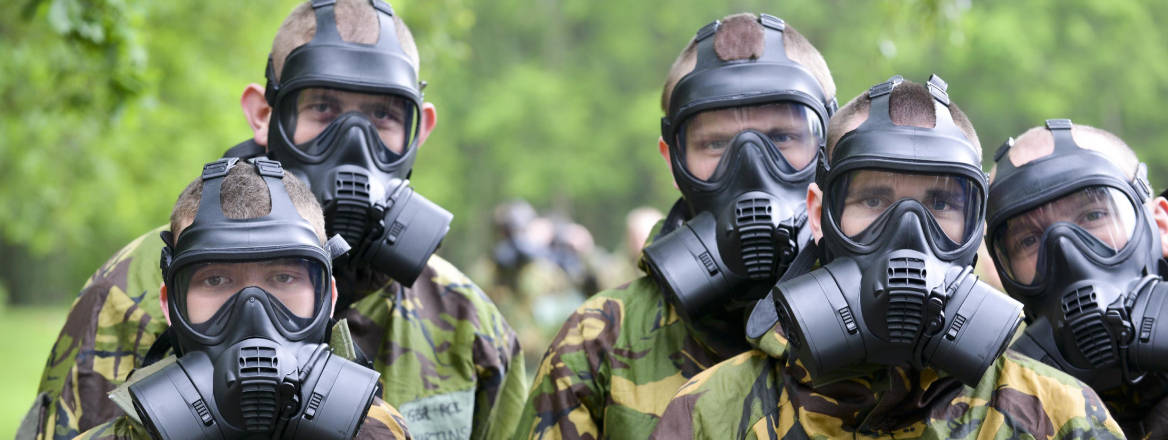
[660,13,836,112]
[826,80,980,161]
[170,163,327,245]
[990,123,1139,181]
[270,0,420,81]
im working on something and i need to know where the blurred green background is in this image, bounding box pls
[2,0,1167,434]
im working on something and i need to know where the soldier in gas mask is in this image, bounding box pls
[652,76,1123,439]
[513,13,837,438]
[987,120,1168,438]
[75,159,411,439]
[25,1,523,439]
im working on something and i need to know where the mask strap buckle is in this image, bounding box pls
[325,234,353,260]
[926,74,950,106]
[191,158,239,223]
[201,157,238,180]
[246,158,301,220]
[993,137,1014,163]
[867,74,903,99]
[159,230,175,274]
[926,74,958,128]
[1133,162,1153,202]
[757,13,788,64]
[1046,118,1078,155]
[251,158,285,179]
[862,75,902,128]
[370,0,394,15]
[263,57,279,105]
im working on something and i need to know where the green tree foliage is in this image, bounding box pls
[2,0,1167,304]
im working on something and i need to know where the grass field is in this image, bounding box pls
[1,305,68,438]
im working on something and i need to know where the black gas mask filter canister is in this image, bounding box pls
[988,118,1168,390]
[643,14,836,319]
[770,75,1024,387]
[132,158,380,440]
[265,0,451,292]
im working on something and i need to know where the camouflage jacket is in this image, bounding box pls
[511,273,753,439]
[1015,331,1168,439]
[511,201,751,439]
[73,397,412,440]
[651,320,1125,439]
[27,225,525,440]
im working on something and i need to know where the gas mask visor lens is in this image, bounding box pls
[830,169,981,251]
[174,257,328,328]
[678,102,824,182]
[278,86,418,162]
[990,185,1137,285]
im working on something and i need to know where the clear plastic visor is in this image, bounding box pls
[991,186,1138,285]
[830,170,981,249]
[278,87,418,159]
[678,102,824,181]
[175,258,326,325]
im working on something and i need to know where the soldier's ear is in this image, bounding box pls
[241,83,271,148]
[1152,196,1168,258]
[416,102,437,149]
[159,282,172,326]
[658,137,679,190]
[329,277,339,317]
[807,183,824,244]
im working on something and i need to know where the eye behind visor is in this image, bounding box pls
[990,185,1138,285]
[173,257,327,327]
[676,102,824,182]
[828,169,982,251]
[277,86,419,163]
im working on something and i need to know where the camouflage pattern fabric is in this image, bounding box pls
[511,274,752,439]
[28,225,525,440]
[651,321,1125,439]
[73,397,413,439]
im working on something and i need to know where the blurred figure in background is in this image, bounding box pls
[548,218,600,295]
[475,200,589,377]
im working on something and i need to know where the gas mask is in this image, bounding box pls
[987,118,1168,390]
[265,0,451,291]
[644,14,836,319]
[774,75,1023,387]
[134,158,381,439]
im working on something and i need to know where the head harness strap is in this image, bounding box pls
[820,73,981,189]
[663,12,834,138]
[192,158,300,227]
[265,0,407,105]
[690,14,789,69]
[991,118,1151,202]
